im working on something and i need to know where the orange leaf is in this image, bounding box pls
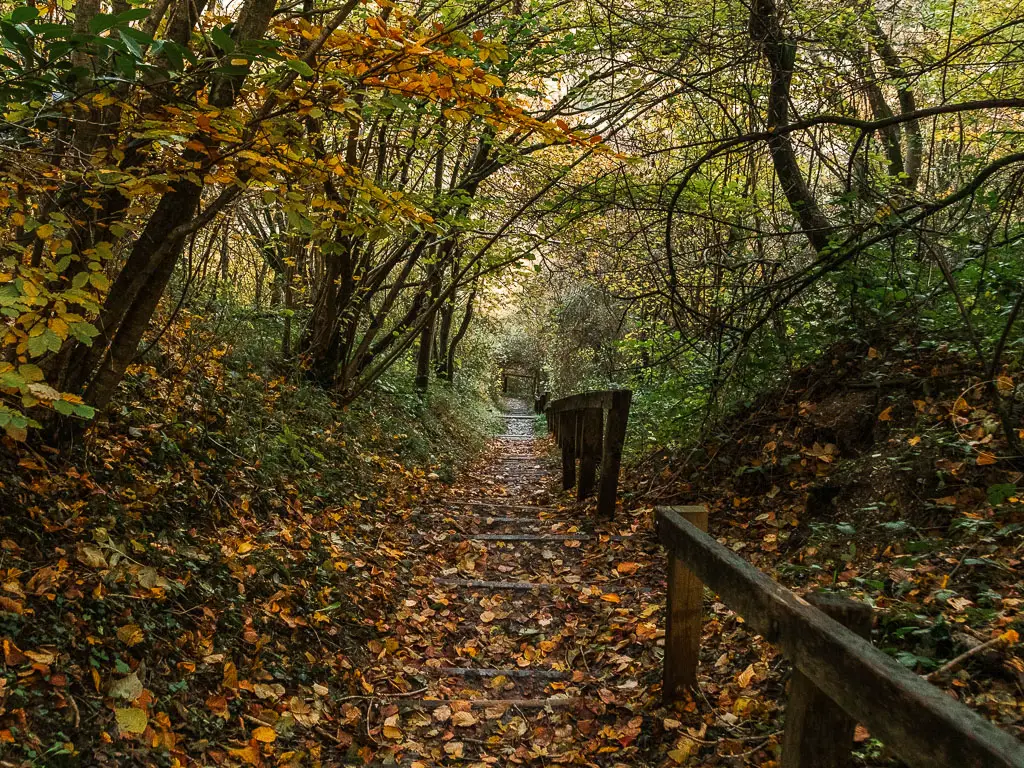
[977,452,997,466]
[878,406,893,421]
[252,726,276,743]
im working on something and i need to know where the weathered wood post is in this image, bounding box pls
[781,594,873,768]
[577,407,603,500]
[560,410,576,491]
[596,389,632,518]
[661,505,709,703]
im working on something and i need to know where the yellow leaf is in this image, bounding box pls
[117,624,144,647]
[114,707,148,735]
[252,726,277,743]
[878,406,893,421]
[600,593,620,603]
[48,317,69,339]
[36,224,54,239]
[977,452,997,466]
[229,746,261,765]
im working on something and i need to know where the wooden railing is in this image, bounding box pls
[545,389,631,516]
[656,505,1024,768]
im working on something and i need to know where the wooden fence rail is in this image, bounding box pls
[656,505,1024,768]
[545,389,631,516]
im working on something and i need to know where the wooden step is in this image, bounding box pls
[448,500,562,512]
[433,578,552,590]
[398,697,579,711]
[467,533,591,542]
[423,666,569,680]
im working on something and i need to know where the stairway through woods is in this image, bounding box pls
[355,397,654,765]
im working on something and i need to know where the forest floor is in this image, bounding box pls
[626,341,1024,765]
[2,346,1021,767]
[348,398,787,767]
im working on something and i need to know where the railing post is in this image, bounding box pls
[662,505,708,703]
[596,389,631,518]
[577,407,603,500]
[560,411,576,491]
[781,594,873,768]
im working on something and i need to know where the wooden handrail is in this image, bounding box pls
[544,389,631,516]
[656,506,1024,768]
[546,390,617,413]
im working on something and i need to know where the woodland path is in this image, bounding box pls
[359,398,668,766]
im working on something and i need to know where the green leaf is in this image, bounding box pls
[10,7,40,24]
[118,28,144,60]
[987,483,1017,506]
[53,399,74,416]
[72,403,96,419]
[18,363,43,382]
[69,322,99,344]
[211,26,234,54]
[114,8,152,23]
[286,59,314,78]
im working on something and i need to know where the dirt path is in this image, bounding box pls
[356,398,668,765]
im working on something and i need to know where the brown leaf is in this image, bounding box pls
[3,639,28,666]
[451,711,477,727]
[736,664,755,689]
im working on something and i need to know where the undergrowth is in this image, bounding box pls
[0,309,497,765]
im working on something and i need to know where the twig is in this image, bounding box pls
[926,633,1016,682]
[336,685,429,703]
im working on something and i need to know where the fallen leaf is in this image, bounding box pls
[117,624,144,647]
[252,726,277,743]
[109,671,144,702]
[114,707,148,735]
[616,562,639,575]
[451,711,477,727]
[737,664,755,689]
